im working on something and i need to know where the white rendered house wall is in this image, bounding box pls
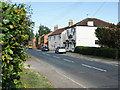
[61,30,66,47]
[48,34,62,50]
[76,26,99,47]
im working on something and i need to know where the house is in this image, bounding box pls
[65,18,114,52]
[36,32,52,49]
[39,34,45,48]
[44,32,52,47]
[48,25,70,50]
[32,37,36,48]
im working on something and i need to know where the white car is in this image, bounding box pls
[55,47,66,54]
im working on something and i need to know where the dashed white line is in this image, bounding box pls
[46,54,50,56]
[36,50,41,51]
[63,59,74,63]
[53,56,60,58]
[42,53,45,54]
[82,64,107,72]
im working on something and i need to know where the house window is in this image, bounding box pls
[68,43,69,47]
[54,36,55,40]
[74,43,76,47]
[67,30,69,36]
[73,28,76,35]
[49,37,51,40]
[59,35,61,38]
[71,28,72,32]
[95,40,99,44]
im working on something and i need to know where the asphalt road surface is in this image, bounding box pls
[25,49,119,88]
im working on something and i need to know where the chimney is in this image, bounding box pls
[54,25,58,31]
[69,19,73,26]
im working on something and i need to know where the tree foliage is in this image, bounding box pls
[38,25,51,36]
[35,25,51,48]
[95,25,120,49]
[35,33,39,47]
[1,1,34,88]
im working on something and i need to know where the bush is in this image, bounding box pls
[1,1,33,88]
[118,50,120,59]
[74,46,119,59]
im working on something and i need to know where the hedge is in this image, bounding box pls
[118,50,120,59]
[74,46,119,59]
[1,2,33,88]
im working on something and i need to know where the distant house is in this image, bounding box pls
[32,37,36,48]
[65,18,114,52]
[48,25,69,50]
[44,32,52,47]
[36,32,52,49]
[39,34,45,48]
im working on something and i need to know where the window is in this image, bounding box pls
[54,36,55,40]
[68,43,69,47]
[73,28,76,35]
[67,30,69,36]
[59,35,61,38]
[95,40,99,44]
[71,28,72,32]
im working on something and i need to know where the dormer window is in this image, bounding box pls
[87,21,94,26]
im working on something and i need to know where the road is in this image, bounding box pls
[25,49,119,88]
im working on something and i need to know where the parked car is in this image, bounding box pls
[55,47,66,54]
[28,45,32,49]
[42,46,49,51]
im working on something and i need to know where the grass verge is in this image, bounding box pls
[21,69,54,88]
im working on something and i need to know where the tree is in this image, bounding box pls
[35,33,39,47]
[38,25,51,36]
[95,25,120,49]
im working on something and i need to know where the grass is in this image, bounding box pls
[21,69,54,88]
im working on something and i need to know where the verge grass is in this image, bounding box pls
[21,69,54,88]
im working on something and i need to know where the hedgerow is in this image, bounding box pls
[1,1,34,88]
[74,46,119,59]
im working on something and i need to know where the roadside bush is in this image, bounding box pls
[74,46,118,59]
[1,1,33,88]
[118,50,120,59]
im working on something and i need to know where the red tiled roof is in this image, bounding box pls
[49,18,115,36]
[49,26,69,36]
[74,18,114,27]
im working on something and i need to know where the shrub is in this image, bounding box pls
[1,1,33,88]
[118,50,120,59]
[74,46,119,59]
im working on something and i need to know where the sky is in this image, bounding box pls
[5,0,119,35]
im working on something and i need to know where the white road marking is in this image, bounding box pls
[53,56,60,58]
[56,70,87,88]
[36,50,41,51]
[63,59,74,63]
[46,54,50,56]
[82,64,107,72]
[42,53,45,54]
[114,64,118,67]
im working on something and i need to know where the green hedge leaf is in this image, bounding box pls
[8,49,13,54]
[2,27,9,32]
[3,19,10,24]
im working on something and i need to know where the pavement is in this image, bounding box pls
[24,49,119,89]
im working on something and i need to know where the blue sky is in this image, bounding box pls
[10,1,118,34]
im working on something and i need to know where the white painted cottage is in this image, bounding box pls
[48,25,69,50]
[65,18,114,52]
